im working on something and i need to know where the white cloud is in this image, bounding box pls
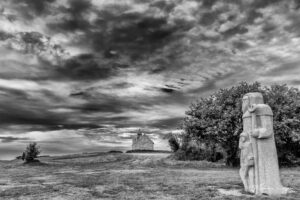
[169,0,199,22]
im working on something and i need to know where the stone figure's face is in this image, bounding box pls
[242,95,249,113]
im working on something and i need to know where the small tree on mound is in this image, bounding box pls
[22,142,41,163]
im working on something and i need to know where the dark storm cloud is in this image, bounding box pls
[0,31,13,41]
[68,90,152,113]
[149,0,176,12]
[232,40,250,51]
[149,117,183,129]
[246,9,263,24]
[11,0,56,19]
[0,32,68,81]
[47,2,193,60]
[48,0,92,31]
[0,99,103,132]
[91,15,185,60]
[70,83,188,109]
[0,85,117,131]
[202,0,217,8]
[67,0,92,16]
[251,0,282,9]
[20,32,50,48]
[295,0,300,10]
[0,87,71,130]
[71,102,126,114]
[0,136,29,143]
[222,25,248,38]
[0,102,63,127]
[285,13,300,37]
[111,82,134,89]
[57,54,117,80]
[66,86,188,129]
[0,31,51,54]
[0,51,113,83]
[199,11,217,26]
[0,87,31,100]
[149,58,170,74]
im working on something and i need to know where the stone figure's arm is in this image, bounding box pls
[239,136,245,149]
[258,120,273,138]
[251,123,273,139]
[239,132,249,149]
[249,104,273,139]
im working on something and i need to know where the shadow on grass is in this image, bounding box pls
[22,160,48,166]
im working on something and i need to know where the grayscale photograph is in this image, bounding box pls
[0,0,299,199]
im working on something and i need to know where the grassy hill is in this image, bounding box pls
[0,152,299,199]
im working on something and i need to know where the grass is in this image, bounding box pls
[0,152,299,200]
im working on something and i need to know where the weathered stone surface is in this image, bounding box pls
[239,92,289,195]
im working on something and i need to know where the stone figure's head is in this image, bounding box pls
[242,92,264,113]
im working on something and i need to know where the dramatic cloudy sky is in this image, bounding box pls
[0,0,300,159]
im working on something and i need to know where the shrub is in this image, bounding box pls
[22,142,41,163]
[168,135,180,152]
[174,147,205,161]
[108,150,123,153]
[174,141,223,162]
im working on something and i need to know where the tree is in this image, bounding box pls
[263,84,300,165]
[22,142,41,163]
[181,82,300,166]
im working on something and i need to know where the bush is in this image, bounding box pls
[107,150,123,153]
[182,82,300,166]
[174,147,207,161]
[168,135,180,152]
[22,142,41,163]
[174,141,224,162]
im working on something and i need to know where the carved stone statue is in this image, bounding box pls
[239,92,289,195]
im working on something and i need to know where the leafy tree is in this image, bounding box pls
[263,84,300,165]
[181,82,300,166]
[182,82,261,166]
[22,142,41,163]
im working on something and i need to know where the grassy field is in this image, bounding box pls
[0,152,299,200]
